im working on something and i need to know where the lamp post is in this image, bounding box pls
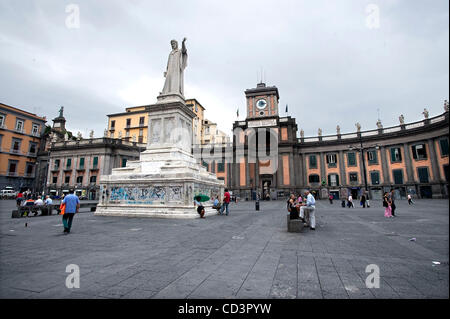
[349,137,369,198]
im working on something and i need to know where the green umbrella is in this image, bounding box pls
[194,194,210,202]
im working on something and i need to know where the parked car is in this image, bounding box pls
[1,187,17,199]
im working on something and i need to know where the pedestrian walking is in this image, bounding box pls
[348,195,354,208]
[407,194,413,205]
[383,192,393,218]
[16,191,24,206]
[220,188,231,216]
[390,190,397,217]
[61,189,80,234]
[328,194,333,204]
[360,194,366,208]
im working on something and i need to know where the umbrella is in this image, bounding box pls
[194,194,210,202]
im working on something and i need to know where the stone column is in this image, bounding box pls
[427,139,441,182]
[302,153,307,188]
[319,152,326,185]
[338,150,346,186]
[379,146,391,184]
[403,143,415,183]
[289,152,294,189]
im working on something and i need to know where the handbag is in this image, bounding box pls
[59,203,66,215]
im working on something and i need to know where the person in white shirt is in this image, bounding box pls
[34,196,44,206]
[44,195,53,205]
[348,195,354,208]
[299,190,316,230]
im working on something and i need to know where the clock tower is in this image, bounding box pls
[245,82,279,119]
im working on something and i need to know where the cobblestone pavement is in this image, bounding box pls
[0,198,448,299]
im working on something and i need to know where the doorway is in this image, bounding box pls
[262,180,271,200]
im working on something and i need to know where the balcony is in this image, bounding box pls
[6,172,18,177]
[24,173,35,178]
[10,149,21,155]
[63,167,73,172]
[76,166,85,171]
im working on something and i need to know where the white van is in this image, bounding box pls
[1,188,17,199]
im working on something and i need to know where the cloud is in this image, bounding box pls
[0,0,448,138]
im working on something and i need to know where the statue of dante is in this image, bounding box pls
[161,38,187,96]
[59,106,64,117]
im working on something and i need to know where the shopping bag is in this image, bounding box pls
[59,203,66,215]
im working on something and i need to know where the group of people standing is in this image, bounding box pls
[383,190,398,218]
[286,190,316,230]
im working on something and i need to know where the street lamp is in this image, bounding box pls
[349,137,369,196]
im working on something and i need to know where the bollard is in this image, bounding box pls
[255,200,260,211]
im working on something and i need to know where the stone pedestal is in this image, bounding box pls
[95,97,224,218]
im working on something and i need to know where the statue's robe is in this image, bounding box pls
[162,48,187,96]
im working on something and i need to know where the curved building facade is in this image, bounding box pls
[200,83,449,200]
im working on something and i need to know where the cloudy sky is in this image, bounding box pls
[0,0,448,138]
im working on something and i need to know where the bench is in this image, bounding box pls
[11,202,98,218]
[286,208,311,233]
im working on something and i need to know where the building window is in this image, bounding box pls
[139,128,143,137]
[390,147,402,163]
[195,104,198,112]
[328,174,339,186]
[8,160,18,176]
[79,157,85,169]
[90,175,97,183]
[93,157,98,168]
[125,131,130,138]
[326,154,337,167]
[126,118,131,128]
[309,174,320,183]
[349,172,358,182]
[54,159,60,169]
[0,114,5,128]
[66,158,72,168]
[370,171,380,185]
[52,175,58,184]
[110,120,115,129]
[31,124,39,136]
[138,136,143,143]
[122,158,127,167]
[367,150,378,164]
[202,160,209,169]
[28,142,37,155]
[139,117,145,126]
[393,169,403,185]
[347,152,356,166]
[444,164,449,182]
[64,175,70,184]
[417,167,429,183]
[217,162,225,172]
[11,138,22,153]
[76,176,83,184]
[439,138,449,156]
[309,155,317,169]
[26,163,34,176]
[15,119,24,132]
[411,144,427,160]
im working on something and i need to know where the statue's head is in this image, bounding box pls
[170,40,178,50]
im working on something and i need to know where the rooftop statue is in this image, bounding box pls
[399,114,405,125]
[423,108,429,119]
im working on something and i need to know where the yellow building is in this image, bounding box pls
[107,105,147,143]
[107,99,227,146]
[0,103,47,190]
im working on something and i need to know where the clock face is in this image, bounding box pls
[256,99,267,110]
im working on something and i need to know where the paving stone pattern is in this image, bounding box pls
[0,199,448,299]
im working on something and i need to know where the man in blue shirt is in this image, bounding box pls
[299,190,316,230]
[62,189,80,233]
